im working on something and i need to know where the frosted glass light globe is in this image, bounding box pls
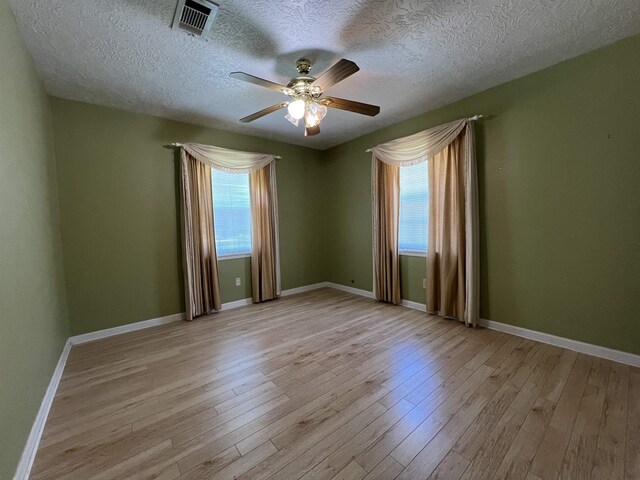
[305,102,327,128]
[287,99,306,120]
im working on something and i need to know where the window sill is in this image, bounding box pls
[399,251,427,258]
[218,252,251,260]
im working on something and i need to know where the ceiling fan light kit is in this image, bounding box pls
[230,58,380,136]
[286,99,306,120]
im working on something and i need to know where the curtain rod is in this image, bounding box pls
[364,114,483,153]
[163,142,282,159]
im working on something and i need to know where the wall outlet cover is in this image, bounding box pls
[235,277,241,286]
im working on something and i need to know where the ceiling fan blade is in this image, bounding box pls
[320,96,380,116]
[239,102,288,123]
[230,72,293,95]
[312,59,360,91]
[305,125,320,136]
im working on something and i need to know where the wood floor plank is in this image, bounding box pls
[625,369,640,480]
[390,365,494,467]
[597,362,629,458]
[459,407,527,480]
[559,362,610,479]
[27,289,637,480]
[427,450,470,480]
[265,402,388,480]
[529,353,595,480]
[453,384,520,460]
[362,456,403,480]
[355,365,482,472]
[492,428,540,480]
[330,460,367,480]
[591,447,624,479]
[181,441,276,480]
[395,391,490,479]
[297,400,414,480]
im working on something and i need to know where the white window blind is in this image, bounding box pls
[399,162,428,254]
[211,169,251,256]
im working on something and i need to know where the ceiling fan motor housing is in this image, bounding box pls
[296,58,312,74]
[287,76,321,98]
[287,59,321,98]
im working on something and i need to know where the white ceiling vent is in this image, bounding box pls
[172,0,219,37]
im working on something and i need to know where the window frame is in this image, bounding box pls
[399,250,427,257]
[217,252,251,260]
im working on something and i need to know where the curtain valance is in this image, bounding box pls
[371,119,467,166]
[182,143,275,174]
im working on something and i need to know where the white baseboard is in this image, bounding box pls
[281,282,328,296]
[221,282,329,309]
[220,298,253,310]
[324,282,375,299]
[13,339,71,480]
[69,312,185,345]
[400,299,427,312]
[479,318,640,367]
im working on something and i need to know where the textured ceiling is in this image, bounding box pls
[8,0,640,150]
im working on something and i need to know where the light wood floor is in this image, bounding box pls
[31,288,639,480]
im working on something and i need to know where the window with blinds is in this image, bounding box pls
[211,169,252,256]
[398,162,428,254]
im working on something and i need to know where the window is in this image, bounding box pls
[211,169,251,256]
[399,162,428,254]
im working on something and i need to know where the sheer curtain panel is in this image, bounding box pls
[372,160,401,304]
[250,163,281,302]
[180,149,222,320]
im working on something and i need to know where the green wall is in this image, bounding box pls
[0,2,70,477]
[51,99,325,334]
[323,35,640,354]
[399,256,427,304]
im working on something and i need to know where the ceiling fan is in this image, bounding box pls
[230,58,380,136]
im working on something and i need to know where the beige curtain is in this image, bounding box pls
[464,126,480,327]
[372,160,401,304]
[427,133,466,321]
[180,149,221,320]
[371,118,479,326]
[249,162,281,302]
[180,143,280,308]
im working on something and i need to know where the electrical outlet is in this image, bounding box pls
[422,278,426,288]
[235,277,241,287]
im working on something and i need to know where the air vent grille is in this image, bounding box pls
[172,0,219,37]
